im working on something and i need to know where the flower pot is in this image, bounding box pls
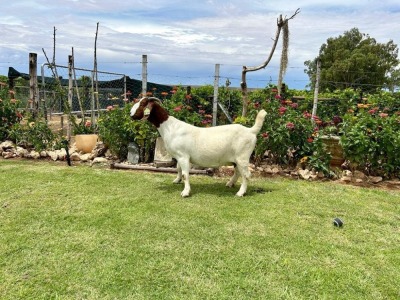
[75,134,98,153]
[321,135,344,167]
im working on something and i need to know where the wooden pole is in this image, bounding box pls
[142,54,148,96]
[311,59,321,124]
[29,53,39,117]
[67,55,73,140]
[212,64,220,126]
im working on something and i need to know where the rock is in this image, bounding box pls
[264,167,273,174]
[0,140,14,150]
[30,151,41,159]
[271,167,280,174]
[355,179,364,183]
[340,176,352,183]
[354,170,367,180]
[40,151,47,158]
[2,151,15,159]
[16,147,29,158]
[343,170,352,177]
[90,141,107,159]
[369,176,383,184]
[298,169,311,180]
[48,151,58,161]
[80,153,91,162]
[57,149,67,161]
[70,152,81,161]
[90,157,109,166]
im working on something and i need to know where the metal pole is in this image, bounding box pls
[142,54,147,96]
[212,64,220,127]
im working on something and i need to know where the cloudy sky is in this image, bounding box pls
[1,0,399,90]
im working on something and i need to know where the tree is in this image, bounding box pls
[304,28,399,92]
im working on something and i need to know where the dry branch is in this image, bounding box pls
[240,8,300,117]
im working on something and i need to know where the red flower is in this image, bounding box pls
[279,107,287,115]
[254,102,260,109]
[303,111,312,119]
[85,121,92,127]
[368,109,377,115]
[307,137,314,143]
[290,103,298,109]
[286,122,295,130]
[261,132,269,139]
[173,106,182,112]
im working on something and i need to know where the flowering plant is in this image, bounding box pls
[70,116,97,135]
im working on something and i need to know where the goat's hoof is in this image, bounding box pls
[181,190,190,197]
[235,192,245,197]
[173,178,182,184]
[226,182,234,188]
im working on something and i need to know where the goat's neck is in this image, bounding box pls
[148,103,169,128]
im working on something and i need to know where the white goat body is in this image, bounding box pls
[131,97,267,197]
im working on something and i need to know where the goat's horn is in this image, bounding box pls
[147,97,162,103]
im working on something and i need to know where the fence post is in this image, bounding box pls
[311,59,321,124]
[142,54,147,96]
[212,64,220,126]
[29,53,39,117]
[67,55,73,140]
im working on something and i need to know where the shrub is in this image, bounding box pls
[0,95,23,142]
[97,105,158,161]
[9,115,63,151]
[340,108,400,177]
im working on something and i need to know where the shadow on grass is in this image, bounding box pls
[156,179,275,198]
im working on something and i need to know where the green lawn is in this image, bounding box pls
[0,160,399,299]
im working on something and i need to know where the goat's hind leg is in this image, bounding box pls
[173,162,182,184]
[226,164,239,188]
[236,162,251,197]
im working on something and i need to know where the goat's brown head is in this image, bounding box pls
[130,97,167,127]
[130,97,150,120]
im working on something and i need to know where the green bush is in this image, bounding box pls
[0,95,23,142]
[97,105,158,161]
[8,115,63,152]
[340,108,400,177]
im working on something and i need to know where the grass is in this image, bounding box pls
[0,159,399,299]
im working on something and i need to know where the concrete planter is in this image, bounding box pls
[321,135,344,167]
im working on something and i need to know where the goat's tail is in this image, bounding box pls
[250,109,267,134]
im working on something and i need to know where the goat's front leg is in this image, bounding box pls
[177,158,191,197]
[173,162,182,184]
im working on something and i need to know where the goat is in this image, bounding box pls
[130,97,267,197]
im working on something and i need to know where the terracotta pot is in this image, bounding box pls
[75,134,98,153]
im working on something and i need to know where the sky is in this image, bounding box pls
[1,0,399,90]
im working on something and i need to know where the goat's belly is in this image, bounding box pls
[189,153,234,168]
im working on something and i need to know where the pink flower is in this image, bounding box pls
[107,105,114,111]
[290,103,298,109]
[84,121,92,127]
[279,107,287,115]
[173,106,182,112]
[199,109,205,114]
[286,122,295,130]
[307,137,314,143]
[303,111,312,119]
[379,113,388,118]
[368,109,377,115]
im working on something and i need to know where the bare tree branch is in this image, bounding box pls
[240,8,300,117]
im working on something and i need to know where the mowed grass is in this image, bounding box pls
[0,160,399,300]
